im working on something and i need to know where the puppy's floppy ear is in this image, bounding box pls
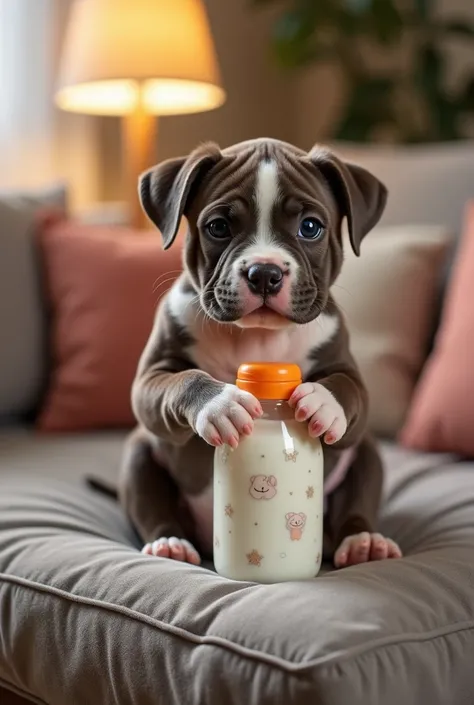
[309,146,388,256]
[139,142,222,249]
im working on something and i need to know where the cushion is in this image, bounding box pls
[400,202,474,455]
[0,184,67,421]
[332,141,474,234]
[36,219,182,432]
[332,224,452,437]
[2,432,474,705]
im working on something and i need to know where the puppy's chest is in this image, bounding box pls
[187,325,316,383]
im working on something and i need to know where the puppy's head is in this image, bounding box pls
[140,138,387,329]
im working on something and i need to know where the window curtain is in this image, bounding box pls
[0,0,99,209]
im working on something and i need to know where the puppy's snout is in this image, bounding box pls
[246,263,283,296]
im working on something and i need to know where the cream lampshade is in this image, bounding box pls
[55,0,226,227]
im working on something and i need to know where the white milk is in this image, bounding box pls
[213,407,324,583]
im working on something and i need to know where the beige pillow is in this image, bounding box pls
[332,225,452,437]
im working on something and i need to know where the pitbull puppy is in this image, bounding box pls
[120,138,402,569]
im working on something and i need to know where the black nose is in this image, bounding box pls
[246,263,283,296]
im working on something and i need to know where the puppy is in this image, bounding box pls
[120,138,402,569]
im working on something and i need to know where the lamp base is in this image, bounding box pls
[122,107,157,229]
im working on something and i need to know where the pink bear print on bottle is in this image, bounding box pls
[249,475,277,500]
[285,512,307,541]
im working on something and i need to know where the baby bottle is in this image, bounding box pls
[213,362,324,583]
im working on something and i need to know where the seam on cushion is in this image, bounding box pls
[0,676,47,705]
[2,572,474,673]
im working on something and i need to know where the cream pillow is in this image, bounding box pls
[332,225,452,437]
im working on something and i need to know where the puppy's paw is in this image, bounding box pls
[142,537,201,565]
[334,532,402,568]
[289,382,347,444]
[195,384,263,448]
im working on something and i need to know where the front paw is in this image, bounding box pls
[289,382,347,444]
[195,384,263,449]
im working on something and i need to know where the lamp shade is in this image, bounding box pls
[55,0,226,116]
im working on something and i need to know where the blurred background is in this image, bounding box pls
[1,0,473,222]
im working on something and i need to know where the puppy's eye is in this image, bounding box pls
[298,217,324,240]
[206,218,230,239]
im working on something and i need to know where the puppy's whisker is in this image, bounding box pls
[152,277,181,294]
[332,284,354,297]
[183,293,200,312]
[152,270,182,290]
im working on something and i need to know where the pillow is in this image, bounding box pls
[332,141,474,235]
[37,219,182,432]
[0,184,68,421]
[400,203,474,455]
[332,225,452,437]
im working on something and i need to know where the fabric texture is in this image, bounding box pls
[1,429,473,705]
[36,219,182,432]
[0,185,67,420]
[400,202,474,455]
[333,141,474,235]
[332,224,452,437]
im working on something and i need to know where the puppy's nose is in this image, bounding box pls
[246,263,283,296]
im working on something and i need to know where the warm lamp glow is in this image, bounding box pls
[56,79,225,116]
[55,0,226,116]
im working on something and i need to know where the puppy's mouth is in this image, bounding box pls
[204,275,321,328]
[234,305,291,330]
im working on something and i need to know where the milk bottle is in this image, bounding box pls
[213,363,324,582]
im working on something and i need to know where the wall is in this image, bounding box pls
[99,0,297,201]
[81,0,474,205]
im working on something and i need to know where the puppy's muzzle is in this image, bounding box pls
[245,263,284,297]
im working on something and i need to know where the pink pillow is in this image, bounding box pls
[400,202,474,455]
[37,219,182,431]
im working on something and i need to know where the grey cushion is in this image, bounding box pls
[332,141,474,235]
[332,141,474,356]
[0,185,67,421]
[1,431,474,705]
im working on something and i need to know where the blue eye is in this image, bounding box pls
[206,218,230,239]
[298,217,324,240]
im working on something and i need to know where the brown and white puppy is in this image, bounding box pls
[120,138,402,569]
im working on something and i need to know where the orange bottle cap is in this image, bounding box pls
[236,362,302,400]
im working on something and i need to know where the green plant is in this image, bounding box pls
[253,0,474,143]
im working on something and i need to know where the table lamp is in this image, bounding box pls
[55,0,226,228]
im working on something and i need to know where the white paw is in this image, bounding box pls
[195,384,263,448]
[334,532,402,568]
[289,382,347,444]
[142,537,201,565]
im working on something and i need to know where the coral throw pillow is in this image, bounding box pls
[400,202,474,455]
[37,219,182,431]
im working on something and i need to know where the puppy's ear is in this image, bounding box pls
[139,142,222,249]
[309,147,387,256]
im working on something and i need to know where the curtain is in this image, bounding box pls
[0,0,99,209]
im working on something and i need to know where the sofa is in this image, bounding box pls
[1,143,474,705]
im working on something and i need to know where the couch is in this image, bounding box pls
[1,143,474,705]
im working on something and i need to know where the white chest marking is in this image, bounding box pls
[167,283,339,383]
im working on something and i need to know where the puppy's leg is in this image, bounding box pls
[325,436,402,568]
[119,429,201,565]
